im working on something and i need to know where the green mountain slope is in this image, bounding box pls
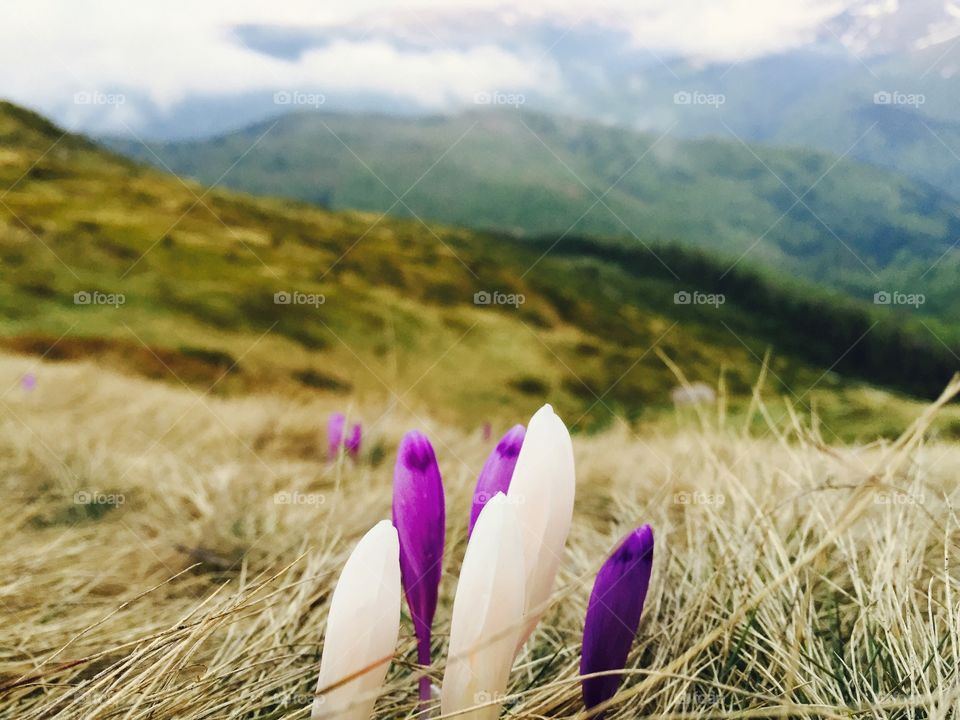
[2,101,958,439]
[105,109,960,323]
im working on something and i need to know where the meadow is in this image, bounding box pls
[4,99,960,719]
[3,352,959,718]
[5,0,960,713]
[3,100,959,439]
[107,108,960,322]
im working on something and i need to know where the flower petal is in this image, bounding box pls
[442,493,525,720]
[313,520,401,720]
[580,525,655,712]
[346,423,362,458]
[507,404,576,648]
[469,424,525,537]
[392,431,445,701]
[327,413,346,461]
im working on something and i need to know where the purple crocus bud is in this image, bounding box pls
[327,413,345,461]
[581,525,655,715]
[392,431,445,704]
[468,424,525,538]
[21,373,36,392]
[346,423,362,459]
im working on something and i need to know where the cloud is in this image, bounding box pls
[615,0,846,60]
[292,41,561,107]
[1,1,562,130]
[0,0,848,131]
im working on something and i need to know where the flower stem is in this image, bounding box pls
[417,635,431,707]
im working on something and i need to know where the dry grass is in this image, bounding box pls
[1,352,959,719]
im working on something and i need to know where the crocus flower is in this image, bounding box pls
[327,413,346,461]
[392,431,445,704]
[580,525,655,715]
[481,422,492,441]
[346,423,362,459]
[469,424,525,538]
[507,404,576,649]
[313,520,401,720]
[442,492,525,719]
[21,373,36,392]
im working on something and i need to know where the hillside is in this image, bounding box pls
[530,44,960,204]
[104,109,960,324]
[2,100,958,439]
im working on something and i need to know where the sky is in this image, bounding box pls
[0,0,848,132]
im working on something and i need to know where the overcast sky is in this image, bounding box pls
[1,0,847,131]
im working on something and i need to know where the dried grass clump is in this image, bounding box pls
[1,354,959,719]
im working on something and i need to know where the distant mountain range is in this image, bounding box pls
[12,1,952,203]
[5,0,951,209]
[2,100,958,432]
[562,44,960,201]
[105,109,960,329]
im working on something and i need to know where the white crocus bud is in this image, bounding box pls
[506,404,576,649]
[441,493,525,720]
[313,520,401,720]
